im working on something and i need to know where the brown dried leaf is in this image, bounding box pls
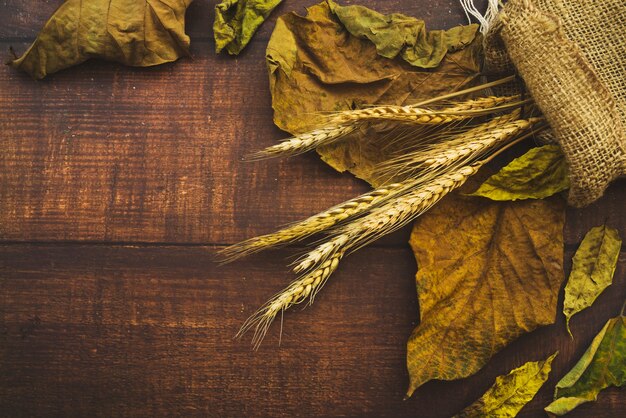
[266,1,482,185]
[9,0,194,79]
[406,192,565,397]
[328,0,478,68]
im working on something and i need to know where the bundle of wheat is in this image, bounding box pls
[221,76,548,347]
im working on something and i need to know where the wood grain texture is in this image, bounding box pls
[1,0,625,417]
[1,245,625,418]
[0,0,490,244]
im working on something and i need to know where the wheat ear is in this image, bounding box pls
[373,111,521,181]
[294,164,480,273]
[374,113,544,181]
[328,95,523,125]
[246,124,356,160]
[237,251,344,349]
[247,91,526,160]
[417,117,543,168]
[218,181,413,262]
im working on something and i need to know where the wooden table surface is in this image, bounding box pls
[1,1,625,417]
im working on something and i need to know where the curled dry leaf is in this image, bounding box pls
[563,225,622,336]
[406,192,565,397]
[327,0,477,68]
[9,0,194,79]
[266,0,481,185]
[470,145,570,201]
[214,0,283,55]
[455,352,557,418]
[545,315,626,416]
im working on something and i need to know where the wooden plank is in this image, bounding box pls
[2,0,624,246]
[0,35,379,245]
[2,0,625,417]
[0,0,487,245]
[1,245,625,417]
[2,35,626,245]
[0,37,364,243]
[565,179,626,244]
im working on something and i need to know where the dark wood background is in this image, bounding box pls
[1,1,624,417]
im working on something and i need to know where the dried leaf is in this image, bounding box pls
[406,193,565,397]
[9,0,193,79]
[545,315,626,416]
[563,225,622,336]
[470,145,570,201]
[328,0,478,68]
[214,0,283,55]
[266,0,481,185]
[455,352,558,418]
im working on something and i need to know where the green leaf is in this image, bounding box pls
[470,145,570,201]
[545,316,626,416]
[563,225,622,336]
[455,352,558,418]
[8,0,194,79]
[267,1,481,186]
[328,0,478,68]
[214,0,283,55]
[407,191,565,397]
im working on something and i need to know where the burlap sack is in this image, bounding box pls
[484,0,626,207]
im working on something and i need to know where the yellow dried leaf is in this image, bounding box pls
[470,145,570,201]
[563,225,622,336]
[9,0,193,79]
[545,316,626,415]
[406,193,565,397]
[455,352,557,418]
[214,0,283,55]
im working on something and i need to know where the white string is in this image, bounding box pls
[460,0,501,34]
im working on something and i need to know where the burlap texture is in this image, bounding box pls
[484,0,626,207]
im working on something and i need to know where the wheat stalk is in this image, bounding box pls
[224,114,530,262]
[294,119,549,275]
[219,181,413,262]
[235,78,552,346]
[247,90,527,160]
[327,125,551,257]
[374,112,544,181]
[238,163,479,347]
[328,95,523,125]
[294,163,480,273]
[343,164,479,243]
[227,114,543,264]
[413,75,518,106]
[373,111,521,181]
[246,124,356,160]
[238,251,344,349]
[419,117,542,167]
[238,121,548,347]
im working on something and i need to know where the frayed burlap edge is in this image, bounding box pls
[484,0,626,207]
